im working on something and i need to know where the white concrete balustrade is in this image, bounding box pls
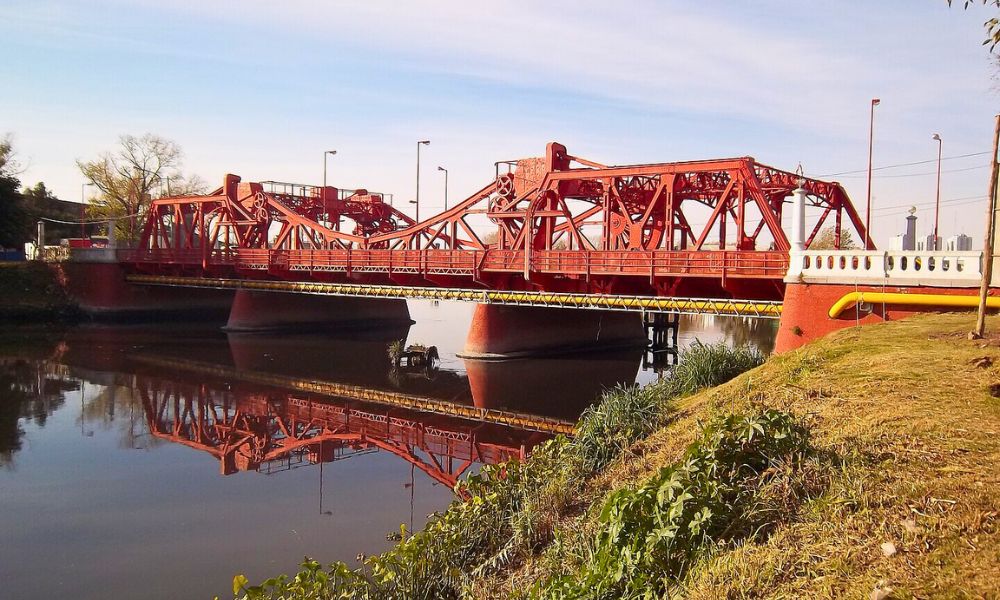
[786,249,984,287]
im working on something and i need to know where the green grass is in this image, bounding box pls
[533,409,815,600]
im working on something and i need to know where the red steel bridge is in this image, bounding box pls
[122,142,867,314]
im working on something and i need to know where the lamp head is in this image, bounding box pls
[418,140,430,145]
[327,150,337,155]
[872,98,880,106]
[932,133,941,142]
[437,166,446,172]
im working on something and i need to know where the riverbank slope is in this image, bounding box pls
[504,312,1000,598]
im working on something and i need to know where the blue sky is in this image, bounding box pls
[2,0,998,244]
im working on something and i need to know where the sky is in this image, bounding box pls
[1,0,998,246]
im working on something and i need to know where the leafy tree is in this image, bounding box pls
[810,226,858,250]
[21,182,57,201]
[22,181,80,242]
[77,133,205,244]
[950,0,1000,51]
[0,134,26,249]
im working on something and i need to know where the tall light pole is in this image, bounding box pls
[413,140,430,222]
[865,97,880,249]
[323,150,337,228]
[80,182,95,239]
[932,133,943,250]
[437,166,448,211]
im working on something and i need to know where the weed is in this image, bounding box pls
[532,409,812,600]
[574,384,666,474]
[666,341,765,397]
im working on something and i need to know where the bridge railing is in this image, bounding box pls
[788,249,983,287]
[121,247,789,280]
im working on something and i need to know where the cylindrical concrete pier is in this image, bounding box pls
[225,289,412,332]
[461,304,646,359]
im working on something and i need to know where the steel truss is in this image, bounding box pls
[128,142,866,302]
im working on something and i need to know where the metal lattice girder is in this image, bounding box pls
[130,142,867,293]
[126,274,783,318]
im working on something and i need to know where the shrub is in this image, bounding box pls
[533,409,811,600]
[574,384,666,473]
[667,341,765,397]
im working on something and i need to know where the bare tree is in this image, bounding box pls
[77,134,205,244]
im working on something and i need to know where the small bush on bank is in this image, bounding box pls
[574,384,666,474]
[667,341,765,396]
[533,409,812,600]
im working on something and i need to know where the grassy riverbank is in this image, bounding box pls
[0,262,78,321]
[237,313,1000,599]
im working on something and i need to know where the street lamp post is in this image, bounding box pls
[323,150,337,229]
[932,133,943,250]
[413,140,430,222]
[865,97,880,250]
[437,166,448,211]
[80,182,95,240]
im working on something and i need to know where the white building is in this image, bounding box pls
[945,234,973,251]
[916,234,940,251]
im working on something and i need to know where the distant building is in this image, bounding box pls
[916,234,939,251]
[945,234,973,251]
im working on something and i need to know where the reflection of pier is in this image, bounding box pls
[133,354,575,434]
[138,377,547,489]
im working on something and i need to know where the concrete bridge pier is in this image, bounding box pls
[460,304,647,359]
[224,289,412,332]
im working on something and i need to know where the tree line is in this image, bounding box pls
[0,133,205,250]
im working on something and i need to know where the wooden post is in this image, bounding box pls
[974,115,1000,338]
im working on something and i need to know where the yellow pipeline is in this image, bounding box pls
[828,291,1000,319]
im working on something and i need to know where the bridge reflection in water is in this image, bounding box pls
[46,320,644,490]
[137,380,548,488]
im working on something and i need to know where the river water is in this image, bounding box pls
[0,302,775,600]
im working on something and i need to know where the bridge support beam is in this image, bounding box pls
[224,289,411,332]
[461,304,646,359]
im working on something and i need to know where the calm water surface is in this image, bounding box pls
[0,301,775,599]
